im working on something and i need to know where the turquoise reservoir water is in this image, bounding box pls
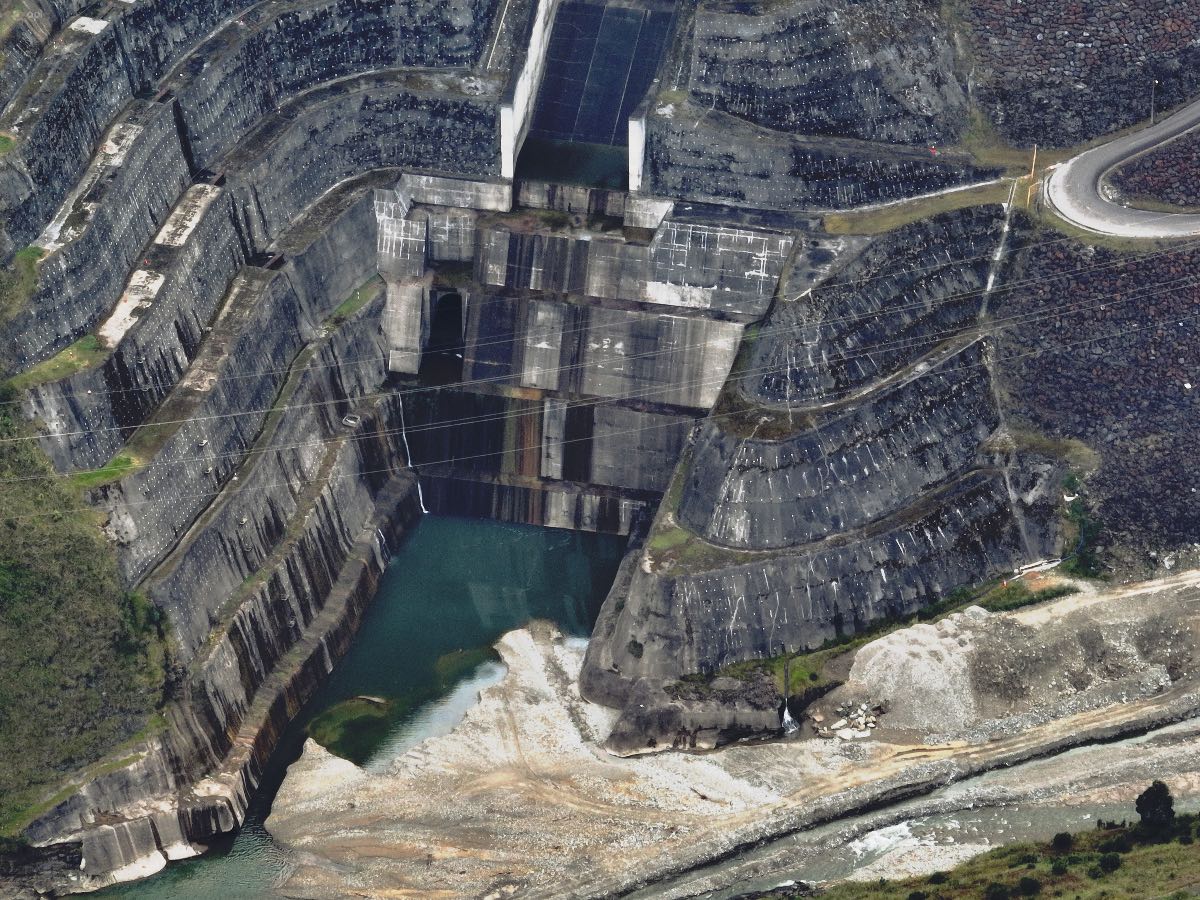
[98,516,624,899]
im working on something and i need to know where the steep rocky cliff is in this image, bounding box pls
[581,209,1066,748]
[1,0,1197,891]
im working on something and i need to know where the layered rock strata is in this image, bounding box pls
[1,0,503,369]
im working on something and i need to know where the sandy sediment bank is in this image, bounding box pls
[267,570,1200,899]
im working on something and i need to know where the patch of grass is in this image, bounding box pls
[1062,491,1104,579]
[647,526,690,554]
[0,2,29,43]
[952,105,1052,173]
[823,180,1013,235]
[0,385,166,836]
[978,580,1078,613]
[1005,425,1100,472]
[0,134,14,156]
[1111,193,1200,216]
[6,334,107,391]
[70,453,135,490]
[0,246,44,323]
[1033,204,1171,253]
[787,813,1200,899]
[328,275,383,326]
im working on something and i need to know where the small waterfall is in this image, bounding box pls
[376,528,389,557]
[398,396,429,514]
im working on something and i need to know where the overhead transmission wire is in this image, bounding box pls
[1,261,1196,487]
[3,275,1198,524]
[3,216,1194,414]
[7,303,1198,530]
[4,233,1198,451]
[4,260,1198,490]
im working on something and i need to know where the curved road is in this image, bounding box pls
[1045,95,1200,238]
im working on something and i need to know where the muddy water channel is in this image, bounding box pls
[98,516,624,899]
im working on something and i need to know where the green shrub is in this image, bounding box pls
[1050,832,1073,853]
[1017,875,1041,896]
[984,884,1011,900]
[927,871,948,884]
[1099,852,1122,873]
[0,246,43,322]
[1050,859,1068,876]
[1099,833,1133,854]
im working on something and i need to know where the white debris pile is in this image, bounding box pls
[840,606,990,734]
[811,700,882,740]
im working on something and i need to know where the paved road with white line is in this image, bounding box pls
[1045,96,1200,239]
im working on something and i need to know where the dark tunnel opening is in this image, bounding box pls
[419,291,466,385]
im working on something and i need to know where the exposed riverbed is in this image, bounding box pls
[95,516,624,899]
[264,570,1200,899]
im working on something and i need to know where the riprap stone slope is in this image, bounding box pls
[582,210,1062,736]
[689,0,966,144]
[963,0,1200,147]
[639,0,994,211]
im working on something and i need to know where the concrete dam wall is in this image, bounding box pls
[3,0,1171,890]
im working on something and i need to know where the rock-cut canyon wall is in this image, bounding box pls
[5,0,1197,890]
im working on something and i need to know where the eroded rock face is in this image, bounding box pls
[679,348,1005,550]
[583,208,1062,739]
[743,208,1011,406]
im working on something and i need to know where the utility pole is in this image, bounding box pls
[1152,78,1159,125]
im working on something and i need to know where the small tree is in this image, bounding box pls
[1050,832,1073,853]
[1099,852,1122,873]
[1136,780,1175,830]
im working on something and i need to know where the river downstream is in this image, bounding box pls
[98,516,624,899]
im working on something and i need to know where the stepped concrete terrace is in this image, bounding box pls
[6,0,1198,893]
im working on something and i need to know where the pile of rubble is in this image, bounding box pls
[811,700,884,740]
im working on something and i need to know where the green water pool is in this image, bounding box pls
[98,515,624,899]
